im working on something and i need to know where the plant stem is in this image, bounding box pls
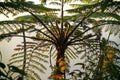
[22,24,27,80]
[61,0,64,32]
[60,0,65,46]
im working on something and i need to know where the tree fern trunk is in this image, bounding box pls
[55,45,66,80]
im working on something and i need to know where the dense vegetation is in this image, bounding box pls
[0,0,120,80]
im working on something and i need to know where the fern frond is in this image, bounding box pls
[27,69,41,80]
[9,55,24,62]
[65,54,70,63]
[33,51,48,58]
[0,21,35,40]
[10,40,49,79]
[9,59,24,65]
[31,55,48,63]
[100,20,120,25]
[91,12,120,21]
[11,52,23,57]
[30,59,47,70]
[0,1,58,14]
[67,2,101,13]
[25,74,36,80]
[49,1,61,6]
[28,64,45,73]
[66,47,78,59]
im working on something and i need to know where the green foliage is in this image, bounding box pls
[41,0,47,4]
[69,38,120,80]
[0,23,34,40]
[0,62,26,80]
[80,0,99,4]
[0,52,26,80]
[0,0,120,80]
[101,0,113,12]
[9,65,26,75]
[0,62,6,69]
[9,41,48,80]
[0,54,26,80]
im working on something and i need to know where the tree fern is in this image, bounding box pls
[0,0,120,80]
[10,1,119,79]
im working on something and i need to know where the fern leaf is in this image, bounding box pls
[25,74,36,80]
[11,52,23,57]
[27,69,41,80]
[9,55,24,62]
[31,55,48,63]
[30,59,47,70]
[9,59,24,65]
